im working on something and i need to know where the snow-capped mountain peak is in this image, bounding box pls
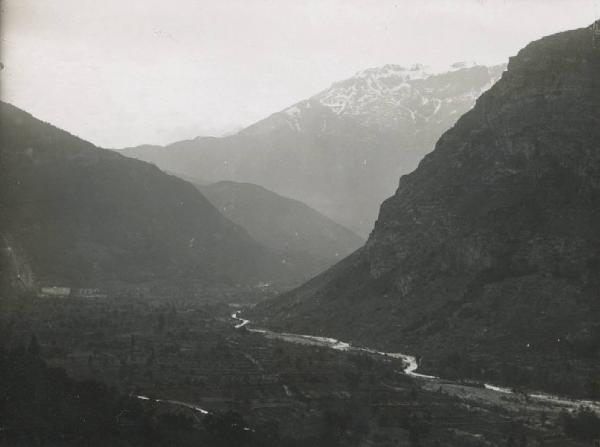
[252,62,505,138]
[353,63,431,81]
[311,62,504,120]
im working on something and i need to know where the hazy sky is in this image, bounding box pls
[1,0,596,148]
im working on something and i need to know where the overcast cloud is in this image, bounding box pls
[1,0,596,147]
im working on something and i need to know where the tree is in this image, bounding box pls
[561,407,600,442]
[204,411,252,447]
[406,412,431,447]
[28,334,40,357]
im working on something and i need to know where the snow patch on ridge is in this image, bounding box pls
[312,62,505,125]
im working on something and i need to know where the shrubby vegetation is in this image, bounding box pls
[432,348,599,399]
[0,340,307,446]
[561,407,600,442]
[0,293,592,446]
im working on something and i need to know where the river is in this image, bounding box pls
[231,311,600,413]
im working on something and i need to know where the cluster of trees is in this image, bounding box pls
[1,337,142,445]
[560,407,600,443]
[0,337,310,446]
[435,350,599,398]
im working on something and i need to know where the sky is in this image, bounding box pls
[1,0,596,148]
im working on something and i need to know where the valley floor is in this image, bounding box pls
[232,311,600,413]
[1,293,597,446]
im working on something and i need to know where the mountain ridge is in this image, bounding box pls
[0,102,307,292]
[198,180,363,278]
[251,24,600,397]
[120,62,505,236]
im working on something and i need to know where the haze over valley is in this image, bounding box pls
[121,63,505,235]
[1,2,599,446]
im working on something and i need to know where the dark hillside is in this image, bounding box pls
[252,24,600,397]
[0,102,300,289]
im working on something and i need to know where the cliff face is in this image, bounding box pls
[254,25,600,394]
[367,25,600,290]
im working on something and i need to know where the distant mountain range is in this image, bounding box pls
[0,102,319,292]
[198,181,364,278]
[252,25,600,395]
[120,62,505,235]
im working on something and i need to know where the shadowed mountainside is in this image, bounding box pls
[199,181,364,277]
[0,102,307,290]
[251,24,600,396]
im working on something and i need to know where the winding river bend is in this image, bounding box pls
[231,312,600,413]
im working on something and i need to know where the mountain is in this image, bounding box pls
[0,102,305,291]
[251,25,600,396]
[198,181,364,277]
[120,63,505,236]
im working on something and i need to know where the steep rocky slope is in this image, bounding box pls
[252,25,600,396]
[0,102,303,289]
[121,63,504,235]
[199,181,363,277]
